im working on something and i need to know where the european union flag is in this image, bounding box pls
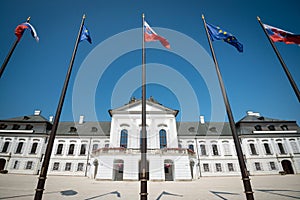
[80,25,92,44]
[206,23,243,52]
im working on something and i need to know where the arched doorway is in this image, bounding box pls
[0,159,6,171]
[281,160,294,174]
[164,159,174,181]
[113,159,124,181]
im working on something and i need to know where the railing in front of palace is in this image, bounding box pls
[92,147,195,156]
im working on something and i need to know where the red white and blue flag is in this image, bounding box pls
[15,22,39,42]
[144,20,170,49]
[263,23,300,45]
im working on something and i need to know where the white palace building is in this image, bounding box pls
[0,97,299,181]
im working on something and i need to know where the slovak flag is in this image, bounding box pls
[15,22,39,42]
[144,20,170,49]
[263,23,300,45]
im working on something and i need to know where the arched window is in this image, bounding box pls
[200,144,207,155]
[264,143,272,154]
[249,143,257,155]
[30,142,38,154]
[15,142,24,154]
[80,144,86,155]
[278,143,286,154]
[212,144,219,155]
[1,141,10,153]
[188,144,194,152]
[159,129,167,149]
[92,144,99,151]
[120,129,128,148]
[56,144,63,154]
[68,144,75,155]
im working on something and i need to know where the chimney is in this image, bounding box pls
[247,111,260,117]
[79,115,84,125]
[34,110,41,116]
[200,115,205,124]
[49,116,54,123]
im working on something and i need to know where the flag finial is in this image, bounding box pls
[201,14,205,20]
[26,16,31,22]
[142,13,145,18]
[257,16,261,21]
[83,14,86,19]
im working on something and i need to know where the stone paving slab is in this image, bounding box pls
[0,174,299,199]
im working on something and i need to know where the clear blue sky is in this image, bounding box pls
[0,0,299,124]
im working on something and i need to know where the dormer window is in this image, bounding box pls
[91,127,98,132]
[69,127,77,133]
[0,124,7,130]
[268,125,275,131]
[254,125,262,131]
[25,124,33,130]
[209,127,217,133]
[281,125,288,131]
[12,124,20,130]
[23,116,30,120]
[188,127,195,133]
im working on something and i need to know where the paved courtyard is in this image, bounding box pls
[0,174,299,200]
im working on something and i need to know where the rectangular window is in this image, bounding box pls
[25,161,33,170]
[270,162,276,170]
[77,163,84,171]
[227,163,234,172]
[65,163,72,171]
[12,160,19,169]
[53,162,59,171]
[216,163,222,172]
[255,162,261,171]
[203,163,209,172]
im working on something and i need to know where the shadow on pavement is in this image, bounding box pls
[0,189,78,199]
[209,190,240,200]
[156,191,183,200]
[255,189,300,199]
[85,191,121,199]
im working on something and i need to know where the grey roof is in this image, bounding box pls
[177,122,232,136]
[237,115,288,123]
[56,121,111,136]
[0,114,50,123]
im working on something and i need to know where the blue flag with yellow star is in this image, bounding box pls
[206,23,243,52]
[80,25,92,44]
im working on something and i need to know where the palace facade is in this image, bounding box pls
[0,98,299,181]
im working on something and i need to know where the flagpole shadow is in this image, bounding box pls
[156,191,183,200]
[209,190,240,200]
[0,189,78,199]
[255,189,300,199]
[84,191,121,200]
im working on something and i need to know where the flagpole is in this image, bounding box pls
[202,14,254,200]
[0,16,31,78]
[140,13,148,200]
[34,14,86,200]
[257,16,300,102]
